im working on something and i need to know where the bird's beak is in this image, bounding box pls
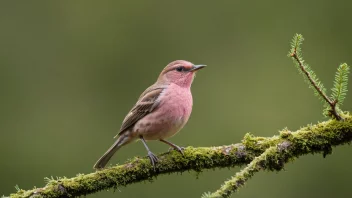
[190,64,206,72]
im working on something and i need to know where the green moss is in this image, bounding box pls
[205,116,352,198]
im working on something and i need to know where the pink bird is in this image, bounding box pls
[94,60,206,169]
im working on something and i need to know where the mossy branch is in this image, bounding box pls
[202,115,352,198]
[8,115,352,198]
[202,146,279,198]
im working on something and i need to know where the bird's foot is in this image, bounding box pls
[168,145,185,155]
[147,151,159,170]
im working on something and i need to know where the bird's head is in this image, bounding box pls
[157,60,206,87]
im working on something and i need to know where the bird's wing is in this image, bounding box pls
[117,85,165,136]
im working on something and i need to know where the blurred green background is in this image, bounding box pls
[1,1,352,197]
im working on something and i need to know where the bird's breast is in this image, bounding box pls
[134,84,193,140]
[158,84,193,121]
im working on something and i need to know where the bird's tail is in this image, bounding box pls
[93,135,130,169]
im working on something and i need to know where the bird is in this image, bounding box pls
[93,60,206,169]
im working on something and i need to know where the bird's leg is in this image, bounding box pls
[160,139,184,155]
[140,136,158,170]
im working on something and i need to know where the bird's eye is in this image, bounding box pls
[176,66,184,72]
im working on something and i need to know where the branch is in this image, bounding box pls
[8,115,352,198]
[203,146,279,198]
[204,123,345,198]
[291,52,341,120]
[291,52,332,105]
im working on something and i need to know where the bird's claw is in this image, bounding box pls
[147,151,159,170]
[168,146,185,155]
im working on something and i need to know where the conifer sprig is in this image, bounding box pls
[289,34,343,120]
[331,63,350,107]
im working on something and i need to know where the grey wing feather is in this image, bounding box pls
[117,86,165,136]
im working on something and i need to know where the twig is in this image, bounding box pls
[290,42,342,120]
[203,146,279,198]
